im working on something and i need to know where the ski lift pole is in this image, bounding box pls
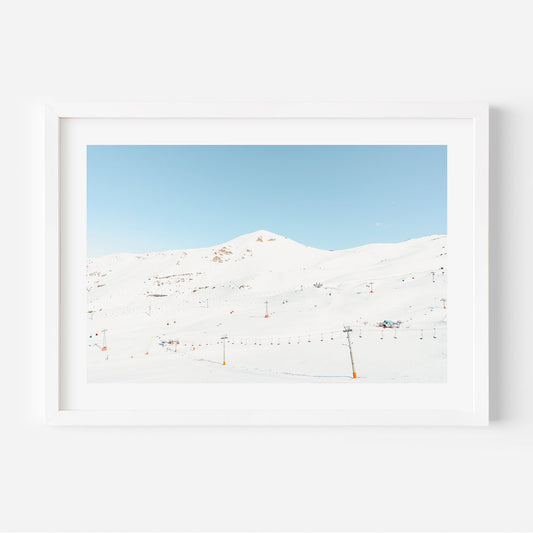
[221,335,228,366]
[101,328,108,352]
[343,326,357,379]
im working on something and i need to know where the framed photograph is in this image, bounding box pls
[41,102,488,425]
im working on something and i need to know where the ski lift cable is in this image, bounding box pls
[163,323,446,345]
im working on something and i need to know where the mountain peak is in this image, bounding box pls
[245,229,282,239]
[223,229,286,246]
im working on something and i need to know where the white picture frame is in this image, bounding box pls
[40,102,489,426]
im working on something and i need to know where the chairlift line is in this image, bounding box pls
[157,323,445,348]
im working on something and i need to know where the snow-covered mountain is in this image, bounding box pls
[87,230,447,383]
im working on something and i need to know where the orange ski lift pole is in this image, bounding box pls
[343,325,357,379]
[101,329,108,351]
[221,334,228,366]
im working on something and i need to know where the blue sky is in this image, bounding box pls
[87,145,446,257]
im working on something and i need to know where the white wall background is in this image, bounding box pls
[1,0,532,530]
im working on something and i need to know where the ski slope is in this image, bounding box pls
[87,230,447,383]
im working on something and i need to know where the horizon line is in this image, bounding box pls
[87,230,447,260]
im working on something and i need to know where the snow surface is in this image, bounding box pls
[87,230,447,383]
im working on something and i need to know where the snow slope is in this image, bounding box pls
[87,230,447,383]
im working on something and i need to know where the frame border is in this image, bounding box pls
[42,102,489,426]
